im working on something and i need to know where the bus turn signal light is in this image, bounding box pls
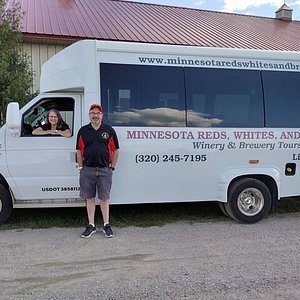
[249,159,259,164]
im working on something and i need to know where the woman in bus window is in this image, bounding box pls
[32,109,71,137]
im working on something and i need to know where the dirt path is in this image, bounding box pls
[0,213,300,299]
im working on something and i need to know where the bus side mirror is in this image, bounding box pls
[6,102,21,137]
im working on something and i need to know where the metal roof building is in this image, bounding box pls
[12,0,300,51]
[5,0,300,90]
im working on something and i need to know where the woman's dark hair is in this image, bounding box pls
[46,109,65,129]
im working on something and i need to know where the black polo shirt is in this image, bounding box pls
[76,123,119,168]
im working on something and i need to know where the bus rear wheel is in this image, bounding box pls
[218,202,229,218]
[0,185,13,225]
[225,178,272,224]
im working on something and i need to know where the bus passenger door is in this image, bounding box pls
[5,95,82,201]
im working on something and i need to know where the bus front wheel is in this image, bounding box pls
[0,185,13,225]
[225,178,272,224]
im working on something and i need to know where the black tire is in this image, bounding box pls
[0,185,13,225]
[225,178,272,224]
[218,202,230,218]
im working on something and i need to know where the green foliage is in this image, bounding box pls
[0,0,33,124]
[1,198,300,230]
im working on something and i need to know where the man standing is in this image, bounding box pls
[76,103,119,238]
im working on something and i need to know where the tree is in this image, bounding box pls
[0,0,33,124]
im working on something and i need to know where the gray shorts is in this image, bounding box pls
[79,166,112,200]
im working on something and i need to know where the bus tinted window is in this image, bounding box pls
[100,64,185,126]
[101,65,271,128]
[263,71,300,128]
[185,68,264,127]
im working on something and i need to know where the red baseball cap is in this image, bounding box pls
[89,103,103,112]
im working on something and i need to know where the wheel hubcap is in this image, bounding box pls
[237,188,264,216]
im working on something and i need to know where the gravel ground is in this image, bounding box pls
[0,212,300,300]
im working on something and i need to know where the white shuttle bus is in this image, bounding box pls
[1,39,300,224]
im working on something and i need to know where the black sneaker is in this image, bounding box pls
[103,224,114,238]
[81,224,96,238]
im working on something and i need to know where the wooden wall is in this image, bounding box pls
[22,41,71,92]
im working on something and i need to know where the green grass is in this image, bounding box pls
[1,197,300,230]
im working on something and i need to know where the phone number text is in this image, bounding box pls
[135,154,207,164]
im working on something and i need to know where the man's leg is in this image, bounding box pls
[100,199,114,237]
[86,198,96,224]
[98,168,113,237]
[100,199,109,224]
[80,198,96,238]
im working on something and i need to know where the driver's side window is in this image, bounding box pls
[21,97,74,136]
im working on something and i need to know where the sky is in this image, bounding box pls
[130,0,300,21]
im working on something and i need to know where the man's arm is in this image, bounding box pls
[76,150,83,169]
[110,149,119,169]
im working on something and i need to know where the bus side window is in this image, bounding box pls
[101,63,185,127]
[185,68,264,128]
[214,94,251,127]
[263,71,300,128]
